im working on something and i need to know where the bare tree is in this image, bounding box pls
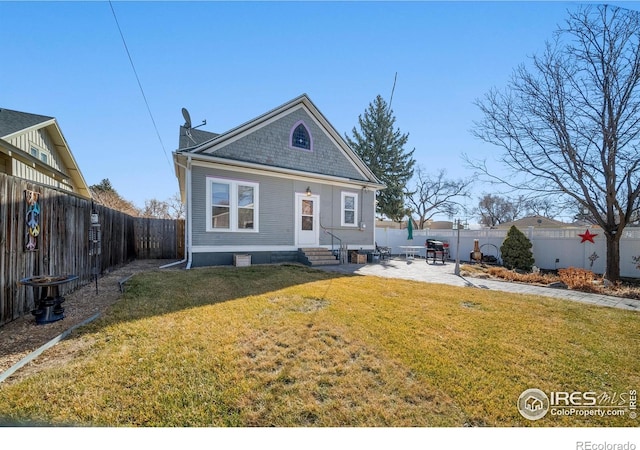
[475,194,518,227]
[90,178,140,216]
[141,194,185,220]
[572,201,599,225]
[475,194,562,226]
[141,199,171,219]
[405,167,472,228]
[525,196,564,219]
[469,5,640,281]
[167,193,185,220]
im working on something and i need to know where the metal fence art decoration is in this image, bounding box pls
[25,190,41,251]
[578,229,598,243]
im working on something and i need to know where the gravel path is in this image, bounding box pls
[0,259,182,376]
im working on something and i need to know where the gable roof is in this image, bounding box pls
[0,107,91,199]
[0,108,54,138]
[496,215,570,229]
[174,94,385,198]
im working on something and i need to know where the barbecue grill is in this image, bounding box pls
[425,239,446,264]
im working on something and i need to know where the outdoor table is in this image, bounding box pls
[399,245,423,260]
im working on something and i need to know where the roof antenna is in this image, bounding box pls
[181,107,207,144]
[388,72,398,112]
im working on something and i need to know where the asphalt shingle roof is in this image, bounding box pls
[0,108,53,138]
[178,125,218,150]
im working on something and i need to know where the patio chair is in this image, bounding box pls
[375,242,391,260]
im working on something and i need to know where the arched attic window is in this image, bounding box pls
[290,121,313,151]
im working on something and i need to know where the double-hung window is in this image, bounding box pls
[30,145,49,165]
[206,177,259,232]
[341,192,358,227]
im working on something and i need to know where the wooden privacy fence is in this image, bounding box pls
[135,218,185,259]
[0,173,184,326]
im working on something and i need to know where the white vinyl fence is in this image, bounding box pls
[375,226,640,279]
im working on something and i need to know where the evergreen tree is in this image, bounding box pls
[346,95,415,221]
[500,226,535,271]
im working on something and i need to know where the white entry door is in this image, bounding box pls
[295,193,319,247]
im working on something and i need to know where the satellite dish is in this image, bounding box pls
[181,107,192,129]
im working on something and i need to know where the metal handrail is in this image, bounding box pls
[322,227,344,263]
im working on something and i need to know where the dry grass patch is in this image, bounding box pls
[0,264,638,427]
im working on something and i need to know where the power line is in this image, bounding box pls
[388,72,398,112]
[108,0,170,165]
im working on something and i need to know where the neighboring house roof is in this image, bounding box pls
[496,215,570,229]
[0,109,54,137]
[428,221,455,230]
[375,219,402,229]
[174,94,385,200]
[376,219,453,230]
[0,107,91,199]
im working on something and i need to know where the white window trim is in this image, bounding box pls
[206,176,259,233]
[29,143,49,165]
[341,191,358,227]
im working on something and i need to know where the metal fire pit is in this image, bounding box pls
[20,275,79,325]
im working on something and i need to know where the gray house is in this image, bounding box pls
[173,94,385,268]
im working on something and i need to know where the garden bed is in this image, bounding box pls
[460,264,640,300]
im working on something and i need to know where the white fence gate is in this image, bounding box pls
[375,226,640,279]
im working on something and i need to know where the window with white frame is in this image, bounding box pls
[206,177,259,232]
[341,192,358,227]
[30,145,49,165]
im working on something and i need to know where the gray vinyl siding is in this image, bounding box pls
[319,187,375,247]
[192,165,296,247]
[204,109,367,181]
[191,164,376,249]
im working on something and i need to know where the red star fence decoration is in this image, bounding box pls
[578,229,598,243]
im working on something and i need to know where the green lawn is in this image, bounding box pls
[0,264,638,427]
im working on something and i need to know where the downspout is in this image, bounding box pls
[159,154,192,269]
[360,186,365,230]
[185,154,193,269]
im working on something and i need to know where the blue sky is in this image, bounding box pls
[3,1,638,219]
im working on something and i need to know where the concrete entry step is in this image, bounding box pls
[299,248,340,266]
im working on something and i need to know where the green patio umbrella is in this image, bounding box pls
[407,216,413,240]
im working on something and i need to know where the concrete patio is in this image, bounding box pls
[316,256,640,312]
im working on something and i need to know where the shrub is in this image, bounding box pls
[558,267,599,292]
[500,225,535,272]
[487,266,558,284]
